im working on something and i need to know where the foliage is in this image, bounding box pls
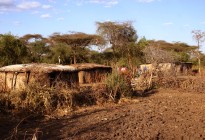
[126,42,145,66]
[49,32,105,64]
[20,34,50,63]
[0,22,203,70]
[146,40,195,63]
[137,36,149,49]
[175,52,190,62]
[172,42,195,62]
[96,21,137,58]
[0,28,198,68]
[0,33,29,66]
[89,51,106,64]
[45,43,72,64]
[104,68,133,102]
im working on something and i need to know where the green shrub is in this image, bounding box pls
[105,69,132,102]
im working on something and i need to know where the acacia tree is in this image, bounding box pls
[96,21,138,62]
[20,34,50,62]
[191,30,205,75]
[50,32,105,64]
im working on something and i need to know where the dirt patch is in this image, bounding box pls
[1,89,205,139]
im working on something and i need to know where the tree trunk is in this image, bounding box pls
[198,57,201,76]
[73,53,76,64]
[197,43,201,76]
[70,57,73,64]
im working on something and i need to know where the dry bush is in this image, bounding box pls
[91,84,110,104]
[179,76,205,93]
[0,92,14,114]
[71,87,96,107]
[0,83,76,115]
[155,68,205,93]
[155,70,180,89]
[0,83,74,115]
[131,72,153,93]
[70,84,116,107]
[0,82,112,116]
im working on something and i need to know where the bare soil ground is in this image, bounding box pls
[1,88,205,139]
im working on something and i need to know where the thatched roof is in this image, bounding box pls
[70,63,111,71]
[0,63,77,73]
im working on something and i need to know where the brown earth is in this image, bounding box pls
[1,88,205,139]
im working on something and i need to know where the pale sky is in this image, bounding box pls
[1,0,205,50]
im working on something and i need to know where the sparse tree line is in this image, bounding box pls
[1,22,205,123]
[0,21,205,69]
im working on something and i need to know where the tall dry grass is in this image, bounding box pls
[154,68,205,93]
[0,81,122,117]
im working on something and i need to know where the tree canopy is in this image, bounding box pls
[0,22,203,68]
[96,21,137,57]
[49,32,105,64]
[0,33,29,66]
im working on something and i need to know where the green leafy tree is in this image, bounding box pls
[89,51,104,64]
[0,33,29,66]
[137,37,149,49]
[172,42,195,62]
[99,48,115,65]
[134,37,149,64]
[45,43,71,64]
[50,32,104,64]
[96,21,137,58]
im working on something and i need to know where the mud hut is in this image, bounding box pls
[0,63,78,91]
[157,62,192,74]
[175,62,193,74]
[70,63,112,84]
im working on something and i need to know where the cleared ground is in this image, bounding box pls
[1,89,205,139]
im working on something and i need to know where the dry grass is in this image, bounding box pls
[154,69,205,93]
[0,82,113,139]
[0,83,114,117]
[179,76,205,93]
